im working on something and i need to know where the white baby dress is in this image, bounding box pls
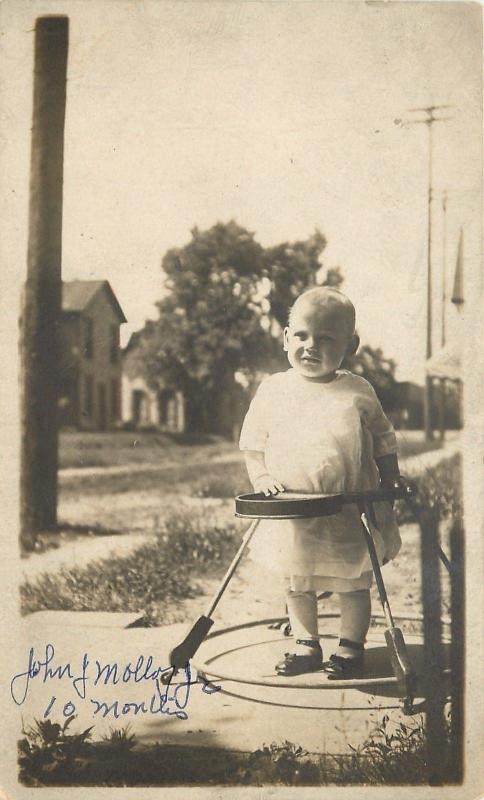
[239,369,401,592]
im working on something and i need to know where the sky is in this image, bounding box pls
[1,0,481,382]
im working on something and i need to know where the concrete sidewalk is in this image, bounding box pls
[15,612,434,756]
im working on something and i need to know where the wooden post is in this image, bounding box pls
[438,378,446,441]
[449,517,465,783]
[20,17,69,548]
[419,509,447,784]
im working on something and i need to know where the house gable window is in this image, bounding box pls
[84,317,94,359]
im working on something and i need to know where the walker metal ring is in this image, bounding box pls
[192,612,451,694]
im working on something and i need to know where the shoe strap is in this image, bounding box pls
[339,638,364,651]
[295,638,321,648]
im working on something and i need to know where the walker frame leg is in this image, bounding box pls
[167,519,260,674]
[358,500,417,711]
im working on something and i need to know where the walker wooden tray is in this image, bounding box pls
[234,485,409,520]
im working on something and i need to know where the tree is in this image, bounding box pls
[262,230,328,328]
[133,221,276,433]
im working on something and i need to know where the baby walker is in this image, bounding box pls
[167,481,432,714]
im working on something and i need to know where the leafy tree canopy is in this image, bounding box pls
[154,221,271,390]
[262,230,327,328]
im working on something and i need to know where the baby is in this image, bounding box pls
[239,287,402,677]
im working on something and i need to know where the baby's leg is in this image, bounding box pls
[286,588,319,655]
[336,589,371,658]
[275,585,323,674]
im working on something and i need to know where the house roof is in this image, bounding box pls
[123,330,143,354]
[62,280,127,322]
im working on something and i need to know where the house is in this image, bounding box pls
[121,373,185,432]
[121,332,185,432]
[59,280,126,430]
[391,380,460,430]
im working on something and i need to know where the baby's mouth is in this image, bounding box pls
[301,355,320,365]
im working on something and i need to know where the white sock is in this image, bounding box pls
[337,589,371,658]
[286,590,320,655]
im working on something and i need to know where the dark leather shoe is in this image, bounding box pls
[324,638,365,680]
[275,640,323,676]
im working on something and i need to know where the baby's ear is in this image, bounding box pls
[347,333,360,356]
[283,327,290,351]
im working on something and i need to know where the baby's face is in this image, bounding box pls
[284,301,355,381]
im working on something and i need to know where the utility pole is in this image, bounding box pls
[437,190,448,441]
[20,17,69,548]
[405,105,453,441]
[441,190,448,348]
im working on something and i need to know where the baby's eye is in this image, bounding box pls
[294,331,307,340]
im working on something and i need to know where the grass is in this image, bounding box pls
[21,508,243,625]
[19,711,456,786]
[60,458,250,498]
[60,430,235,469]
[190,469,248,498]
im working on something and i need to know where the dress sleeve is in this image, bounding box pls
[363,382,398,458]
[239,377,272,452]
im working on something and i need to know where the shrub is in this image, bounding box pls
[18,716,94,786]
[239,741,321,785]
[329,714,428,784]
[396,452,462,525]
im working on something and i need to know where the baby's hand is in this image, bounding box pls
[254,475,285,496]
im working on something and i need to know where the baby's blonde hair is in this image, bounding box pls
[288,287,356,335]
